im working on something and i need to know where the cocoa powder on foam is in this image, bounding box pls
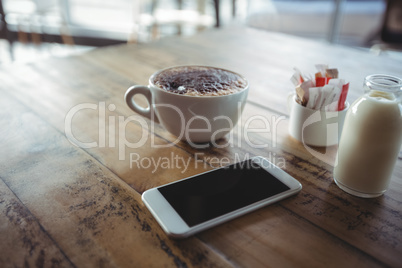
[153,66,247,96]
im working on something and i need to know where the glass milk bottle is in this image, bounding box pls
[334,74,402,198]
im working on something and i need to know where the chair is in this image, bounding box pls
[1,0,73,60]
[132,0,216,42]
[0,0,13,58]
[370,0,402,54]
[381,0,402,43]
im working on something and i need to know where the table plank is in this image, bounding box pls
[198,205,385,268]
[0,179,74,267]
[0,91,233,267]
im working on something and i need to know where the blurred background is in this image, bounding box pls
[0,0,401,64]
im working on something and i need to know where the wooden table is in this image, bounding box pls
[0,27,401,268]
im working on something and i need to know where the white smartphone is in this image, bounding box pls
[142,156,302,238]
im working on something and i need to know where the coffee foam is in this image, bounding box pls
[153,66,247,96]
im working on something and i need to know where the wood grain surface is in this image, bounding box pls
[0,27,401,268]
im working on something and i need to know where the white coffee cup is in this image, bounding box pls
[124,66,249,144]
[287,93,349,147]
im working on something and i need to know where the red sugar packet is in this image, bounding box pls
[338,83,349,111]
[316,77,332,87]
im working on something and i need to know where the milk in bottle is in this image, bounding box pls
[334,74,402,198]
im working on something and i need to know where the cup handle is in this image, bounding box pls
[124,85,160,124]
[287,92,295,114]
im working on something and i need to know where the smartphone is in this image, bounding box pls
[142,156,302,238]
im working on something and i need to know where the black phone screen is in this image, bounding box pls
[158,159,290,227]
